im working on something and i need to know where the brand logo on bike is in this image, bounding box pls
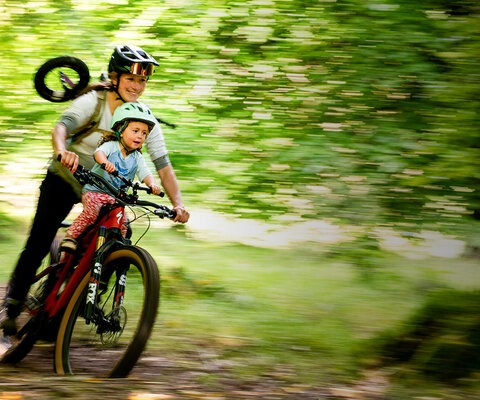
[86,263,102,305]
[116,211,123,225]
[87,282,96,305]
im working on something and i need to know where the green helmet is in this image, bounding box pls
[111,102,157,135]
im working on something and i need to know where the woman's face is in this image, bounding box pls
[115,74,148,102]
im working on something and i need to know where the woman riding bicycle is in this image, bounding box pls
[1,45,190,336]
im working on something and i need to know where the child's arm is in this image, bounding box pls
[143,175,162,195]
[93,150,115,173]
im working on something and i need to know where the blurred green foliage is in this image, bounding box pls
[377,288,480,381]
[0,0,479,228]
[1,2,479,392]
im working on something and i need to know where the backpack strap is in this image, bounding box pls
[70,90,108,144]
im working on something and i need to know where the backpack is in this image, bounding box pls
[69,89,108,144]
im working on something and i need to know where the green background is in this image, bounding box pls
[0,1,479,398]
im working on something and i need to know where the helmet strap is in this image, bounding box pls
[115,121,129,139]
[119,137,137,155]
[112,73,127,103]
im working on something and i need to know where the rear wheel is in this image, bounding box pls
[0,282,51,365]
[54,245,160,378]
[0,313,48,364]
[1,228,73,364]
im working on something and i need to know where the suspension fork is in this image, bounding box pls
[84,226,107,324]
[84,225,127,324]
[113,265,129,316]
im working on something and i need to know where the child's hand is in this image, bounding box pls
[149,183,161,195]
[103,161,116,173]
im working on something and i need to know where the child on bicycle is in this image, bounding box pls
[59,102,162,258]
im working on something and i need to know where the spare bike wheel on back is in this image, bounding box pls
[34,56,90,102]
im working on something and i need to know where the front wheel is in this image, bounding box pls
[54,245,160,378]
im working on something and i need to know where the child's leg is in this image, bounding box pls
[59,192,111,261]
[66,192,106,239]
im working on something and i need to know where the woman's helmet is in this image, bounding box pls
[108,45,159,77]
[111,102,157,136]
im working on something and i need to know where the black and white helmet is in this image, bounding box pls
[108,45,159,76]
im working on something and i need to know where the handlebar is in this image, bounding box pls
[60,157,176,219]
[101,163,165,198]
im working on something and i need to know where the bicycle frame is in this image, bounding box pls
[40,203,127,321]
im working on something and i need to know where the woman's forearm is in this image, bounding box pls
[52,123,68,157]
[158,165,183,208]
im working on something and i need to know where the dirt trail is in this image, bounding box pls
[0,343,347,400]
[0,287,359,400]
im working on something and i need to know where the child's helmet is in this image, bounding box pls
[111,102,157,135]
[108,45,159,76]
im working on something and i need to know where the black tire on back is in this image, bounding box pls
[54,245,160,378]
[34,56,90,102]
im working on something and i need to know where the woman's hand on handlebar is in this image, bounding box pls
[57,150,79,172]
[172,205,190,223]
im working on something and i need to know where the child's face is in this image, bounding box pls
[121,121,149,151]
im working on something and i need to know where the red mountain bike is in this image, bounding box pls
[0,164,175,377]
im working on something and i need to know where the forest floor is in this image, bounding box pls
[0,279,390,400]
[0,337,391,400]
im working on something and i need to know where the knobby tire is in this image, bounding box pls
[54,245,160,378]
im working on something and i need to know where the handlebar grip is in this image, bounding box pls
[154,207,176,219]
[101,163,120,176]
[145,187,165,198]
